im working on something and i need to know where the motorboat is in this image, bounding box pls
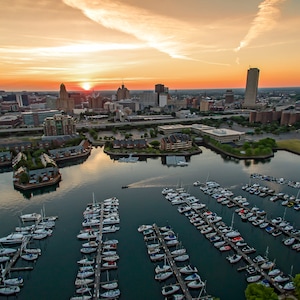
[214,241,226,248]
[76,286,92,294]
[174,254,189,262]
[75,278,94,286]
[241,245,256,254]
[3,277,24,286]
[0,233,24,245]
[226,254,242,264]
[162,284,180,296]
[101,281,118,290]
[82,241,98,248]
[150,253,165,262]
[261,261,275,270]
[246,274,262,283]
[283,282,295,291]
[103,239,119,245]
[179,265,198,274]
[187,278,205,289]
[102,225,120,233]
[268,268,281,277]
[21,252,39,261]
[219,245,231,252]
[171,248,186,256]
[102,261,117,269]
[77,231,99,240]
[102,250,117,256]
[77,257,95,265]
[100,289,120,298]
[0,256,10,263]
[0,286,20,296]
[23,247,42,255]
[274,274,290,283]
[0,247,17,256]
[185,273,200,281]
[77,270,95,279]
[20,212,42,222]
[80,247,97,254]
[155,271,173,281]
[102,255,119,262]
[70,296,92,300]
[283,237,295,246]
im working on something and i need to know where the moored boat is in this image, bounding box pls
[3,277,24,286]
[179,265,198,274]
[246,274,262,283]
[162,284,180,296]
[155,271,173,281]
[0,286,20,296]
[100,288,120,298]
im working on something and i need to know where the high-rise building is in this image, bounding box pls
[225,90,234,104]
[56,83,75,114]
[243,68,259,108]
[43,114,76,136]
[116,84,130,100]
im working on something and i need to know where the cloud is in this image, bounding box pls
[235,0,287,51]
[62,0,198,59]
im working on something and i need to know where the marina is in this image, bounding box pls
[0,147,299,299]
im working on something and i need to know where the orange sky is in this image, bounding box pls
[1,0,300,92]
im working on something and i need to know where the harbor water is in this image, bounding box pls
[0,146,299,300]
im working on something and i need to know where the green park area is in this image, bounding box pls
[276,139,300,155]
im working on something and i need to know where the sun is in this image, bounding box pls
[81,82,91,91]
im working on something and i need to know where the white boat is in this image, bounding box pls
[76,287,92,294]
[79,266,94,272]
[177,161,188,166]
[268,269,281,277]
[179,265,198,274]
[261,261,275,270]
[23,248,42,255]
[150,253,165,261]
[21,252,39,261]
[171,248,186,256]
[0,256,10,263]
[77,231,99,240]
[0,247,17,256]
[75,278,94,286]
[155,271,173,281]
[0,286,20,296]
[102,261,117,269]
[70,296,92,300]
[82,218,100,227]
[100,289,121,298]
[138,224,152,232]
[77,257,95,265]
[80,247,97,254]
[3,276,24,286]
[162,284,180,296]
[102,255,119,262]
[102,225,120,233]
[20,212,41,222]
[77,270,95,279]
[283,282,295,291]
[187,278,205,289]
[185,273,200,281]
[102,250,117,256]
[274,274,290,283]
[103,239,119,245]
[0,233,24,245]
[101,273,118,290]
[82,241,98,248]
[246,274,262,283]
[174,254,189,262]
[283,237,295,246]
[226,254,242,264]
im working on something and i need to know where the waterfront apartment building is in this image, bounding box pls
[243,68,260,108]
[160,133,192,151]
[43,114,76,136]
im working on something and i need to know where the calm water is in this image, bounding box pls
[0,146,299,300]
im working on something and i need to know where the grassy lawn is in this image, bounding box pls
[276,139,300,154]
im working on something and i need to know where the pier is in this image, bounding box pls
[93,203,104,300]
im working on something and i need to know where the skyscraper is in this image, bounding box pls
[243,68,259,108]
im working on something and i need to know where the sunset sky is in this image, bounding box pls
[1,0,299,91]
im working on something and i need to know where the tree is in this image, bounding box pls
[294,273,300,299]
[245,283,278,300]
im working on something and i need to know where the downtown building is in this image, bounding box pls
[43,114,76,136]
[242,68,260,109]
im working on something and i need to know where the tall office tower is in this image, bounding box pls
[155,84,166,106]
[243,68,259,108]
[56,83,74,114]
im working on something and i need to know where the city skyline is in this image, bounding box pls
[1,0,300,92]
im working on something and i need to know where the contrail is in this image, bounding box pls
[235,0,287,52]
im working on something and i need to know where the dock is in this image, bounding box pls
[93,203,104,300]
[152,223,193,300]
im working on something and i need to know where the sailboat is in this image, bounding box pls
[101,271,118,290]
[225,213,240,238]
[155,255,171,274]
